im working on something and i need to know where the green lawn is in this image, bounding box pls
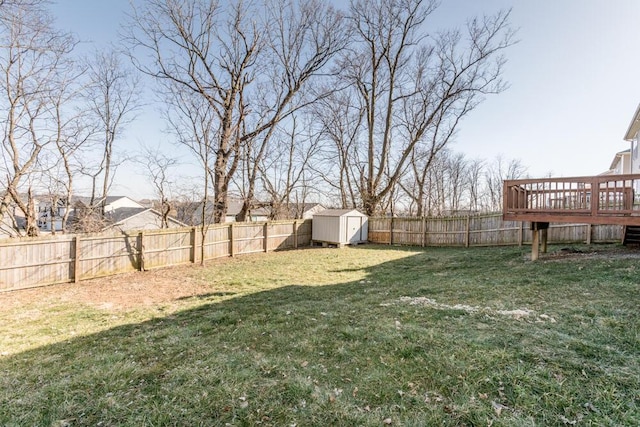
[1,245,639,426]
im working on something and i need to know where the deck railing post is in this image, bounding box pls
[590,177,599,217]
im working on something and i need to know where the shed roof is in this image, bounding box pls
[313,209,366,217]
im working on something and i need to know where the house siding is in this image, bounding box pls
[632,139,640,174]
[111,211,183,232]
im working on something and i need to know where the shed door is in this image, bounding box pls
[346,216,361,243]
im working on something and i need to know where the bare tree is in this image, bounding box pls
[172,179,206,227]
[43,64,94,234]
[484,155,527,211]
[443,152,468,213]
[466,158,485,213]
[232,0,348,221]
[258,116,321,219]
[83,48,140,212]
[338,0,514,216]
[163,85,218,263]
[134,145,179,228]
[0,1,77,236]
[125,0,347,224]
[312,89,364,209]
[125,0,258,225]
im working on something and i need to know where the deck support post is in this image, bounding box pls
[531,229,539,261]
[530,222,549,261]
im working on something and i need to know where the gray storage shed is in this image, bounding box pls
[312,209,368,247]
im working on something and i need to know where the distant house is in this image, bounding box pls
[37,198,68,232]
[2,195,38,237]
[4,195,173,236]
[104,206,186,232]
[0,217,18,239]
[601,149,632,176]
[70,196,185,233]
[226,200,270,222]
[272,203,324,220]
[623,104,640,192]
[177,199,271,225]
[625,104,640,172]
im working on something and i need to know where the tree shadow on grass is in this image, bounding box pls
[1,246,638,426]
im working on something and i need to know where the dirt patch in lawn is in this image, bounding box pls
[0,264,213,312]
[542,245,640,262]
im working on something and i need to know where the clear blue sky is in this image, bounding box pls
[49,0,640,198]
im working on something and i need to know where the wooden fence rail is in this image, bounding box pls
[0,213,624,293]
[0,220,312,292]
[367,213,623,247]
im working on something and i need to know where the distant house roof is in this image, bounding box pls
[72,195,143,208]
[106,207,149,223]
[271,202,324,220]
[182,199,271,224]
[226,200,270,217]
[624,103,640,141]
[107,207,186,228]
[609,149,631,170]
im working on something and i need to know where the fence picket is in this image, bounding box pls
[0,220,312,292]
[0,215,623,292]
[367,214,622,247]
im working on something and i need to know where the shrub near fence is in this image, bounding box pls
[368,213,623,247]
[0,220,311,292]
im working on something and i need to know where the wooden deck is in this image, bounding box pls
[503,174,640,226]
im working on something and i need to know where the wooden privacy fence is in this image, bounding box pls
[0,220,311,292]
[368,213,623,247]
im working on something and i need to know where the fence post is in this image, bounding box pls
[293,220,298,249]
[421,217,426,247]
[389,216,394,245]
[74,235,81,283]
[465,215,471,248]
[229,223,234,257]
[264,222,269,253]
[190,227,197,264]
[586,224,592,245]
[138,231,145,271]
